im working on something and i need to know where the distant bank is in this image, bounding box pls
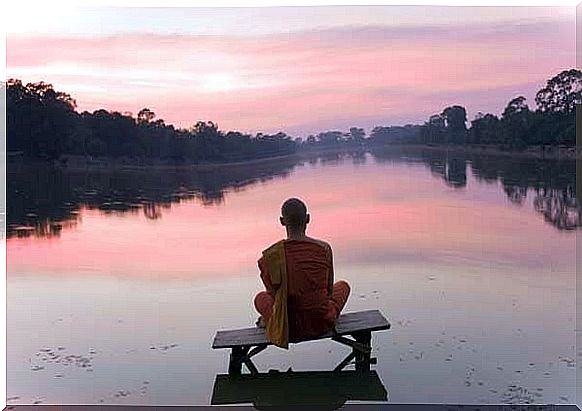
[7,143,581,173]
[365,144,582,160]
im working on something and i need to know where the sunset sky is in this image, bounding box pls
[6,6,576,136]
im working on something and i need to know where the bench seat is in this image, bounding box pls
[212,309,390,375]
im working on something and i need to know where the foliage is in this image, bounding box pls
[7,80,297,163]
[411,70,578,149]
[7,69,580,162]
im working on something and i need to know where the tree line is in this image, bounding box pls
[418,67,578,148]
[6,80,297,163]
[6,68,580,163]
[301,69,579,149]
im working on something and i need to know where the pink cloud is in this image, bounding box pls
[7,17,575,135]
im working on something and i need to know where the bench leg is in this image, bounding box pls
[228,346,248,376]
[352,331,372,372]
[228,345,266,375]
[334,351,356,372]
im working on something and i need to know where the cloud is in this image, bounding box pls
[7,16,574,135]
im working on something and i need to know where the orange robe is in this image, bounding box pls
[258,239,338,344]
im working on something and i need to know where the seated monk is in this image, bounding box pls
[254,197,351,348]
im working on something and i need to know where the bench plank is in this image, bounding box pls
[212,309,390,349]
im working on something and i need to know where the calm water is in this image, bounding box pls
[6,148,578,405]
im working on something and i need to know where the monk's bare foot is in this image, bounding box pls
[255,316,266,328]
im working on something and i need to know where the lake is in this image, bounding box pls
[6,147,578,405]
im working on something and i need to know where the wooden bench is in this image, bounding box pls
[212,309,390,375]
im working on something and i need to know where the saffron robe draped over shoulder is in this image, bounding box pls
[258,239,338,348]
[261,240,289,349]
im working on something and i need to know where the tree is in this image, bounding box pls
[500,96,532,148]
[420,114,447,145]
[502,96,529,119]
[348,127,366,146]
[469,112,500,145]
[7,79,77,160]
[441,105,468,144]
[368,125,422,145]
[535,69,582,114]
[7,78,301,164]
[441,106,467,133]
[137,108,156,124]
[316,131,345,146]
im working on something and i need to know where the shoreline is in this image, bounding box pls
[7,143,580,171]
[367,143,582,160]
[8,153,303,172]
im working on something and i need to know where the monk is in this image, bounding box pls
[254,197,351,348]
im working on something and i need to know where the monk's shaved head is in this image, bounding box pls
[281,198,308,228]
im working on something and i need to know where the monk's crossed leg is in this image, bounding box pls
[254,291,274,323]
[331,280,351,313]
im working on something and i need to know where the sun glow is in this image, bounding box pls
[199,73,242,93]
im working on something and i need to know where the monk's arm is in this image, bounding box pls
[327,245,335,298]
[258,257,276,298]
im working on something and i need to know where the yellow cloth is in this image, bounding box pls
[262,240,289,349]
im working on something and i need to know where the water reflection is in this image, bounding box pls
[368,147,580,231]
[6,148,576,405]
[210,370,388,408]
[7,157,299,238]
[7,147,581,238]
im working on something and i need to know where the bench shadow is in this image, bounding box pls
[210,369,388,409]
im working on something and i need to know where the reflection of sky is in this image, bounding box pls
[6,6,575,135]
[7,159,575,278]
[6,158,576,404]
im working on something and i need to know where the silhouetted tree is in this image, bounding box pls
[499,96,532,148]
[469,112,500,145]
[441,105,468,144]
[421,114,447,144]
[137,108,156,124]
[7,79,78,160]
[535,69,582,114]
[502,96,529,118]
[316,131,346,146]
[348,127,366,147]
[8,69,580,162]
[7,79,299,164]
[368,125,422,145]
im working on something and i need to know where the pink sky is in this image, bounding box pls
[6,6,576,136]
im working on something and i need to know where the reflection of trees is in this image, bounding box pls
[503,186,528,205]
[8,163,82,238]
[11,218,79,238]
[300,150,366,167]
[444,158,467,188]
[470,156,501,184]
[369,146,580,231]
[318,151,343,165]
[349,150,367,166]
[475,154,579,230]
[371,147,467,189]
[143,202,164,220]
[7,157,299,238]
[428,158,446,180]
[533,186,580,230]
[9,147,581,237]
